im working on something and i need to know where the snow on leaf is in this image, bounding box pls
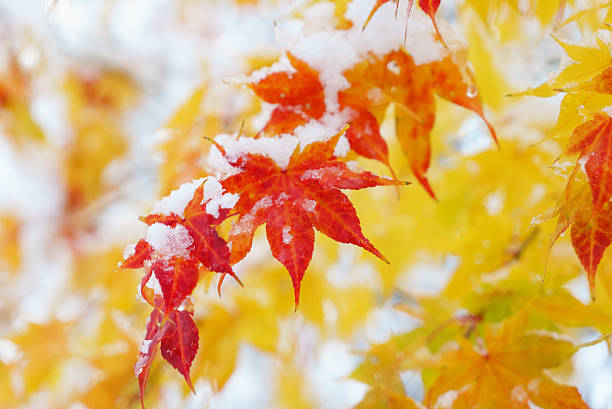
[124,179,240,403]
[140,182,239,282]
[135,308,168,409]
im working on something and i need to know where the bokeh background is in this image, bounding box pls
[1,1,611,408]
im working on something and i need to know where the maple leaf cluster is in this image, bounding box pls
[117,2,611,408]
[122,181,238,407]
[6,0,612,408]
[120,2,504,399]
[116,0,505,402]
[250,49,495,199]
[122,128,405,402]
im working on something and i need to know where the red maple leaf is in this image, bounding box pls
[160,309,199,392]
[249,53,326,136]
[151,258,199,313]
[248,56,399,178]
[217,130,405,306]
[135,303,167,409]
[557,113,612,297]
[339,95,397,179]
[133,301,200,408]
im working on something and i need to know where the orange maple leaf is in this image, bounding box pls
[342,50,496,199]
[425,313,588,409]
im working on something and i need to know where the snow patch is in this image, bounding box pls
[333,134,350,157]
[145,223,193,258]
[212,132,299,170]
[202,177,240,218]
[300,169,323,181]
[123,243,136,259]
[302,199,317,212]
[231,53,296,85]
[144,273,163,295]
[151,178,205,216]
[282,226,293,244]
[140,339,152,354]
[511,385,528,403]
[230,196,273,236]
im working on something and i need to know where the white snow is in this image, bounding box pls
[207,192,240,218]
[144,272,163,296]
[145,223,193,258]
[201,176,240,218]
[212,132,299,170]
[151,178,205,216]
[511,385,528,403]
[231,53,296,85]
[282,226,293,244]
[302,199,317,212]
[140,339,152,354]
[275,192,290,205]
[300,169,324,181]
[203,177,224,200]
[150,176,238,219]
[333,134,350,157]
[293,112,349,146]
[230,196,273,237]
[122,243,136,259]
[345,161,362,172]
